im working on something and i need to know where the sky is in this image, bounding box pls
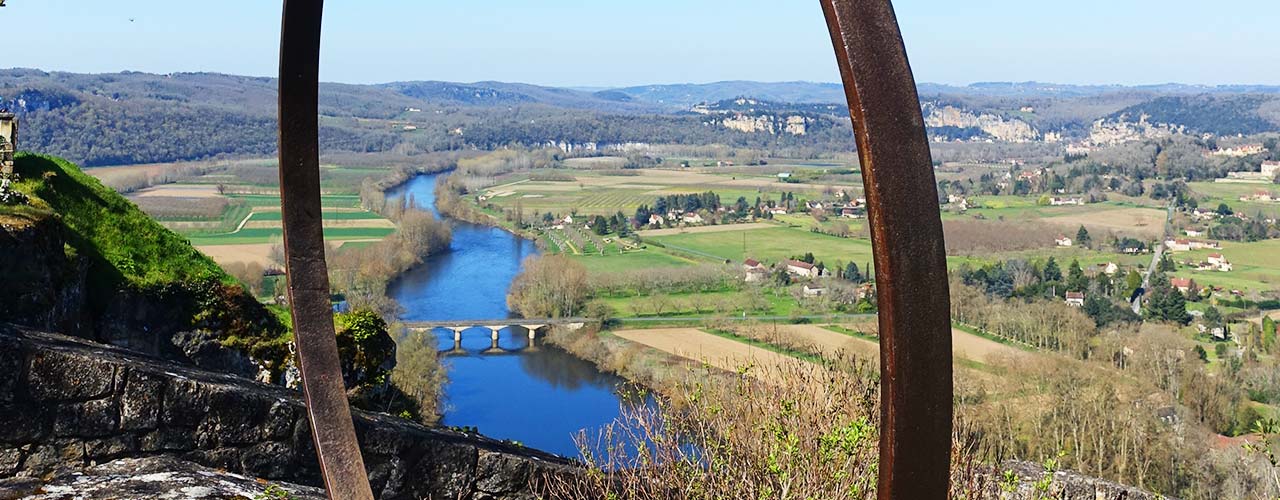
[2,0,1278,87]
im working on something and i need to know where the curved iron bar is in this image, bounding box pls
[274,0,950,497]
[821,1,954,498]
[277,1,375,498]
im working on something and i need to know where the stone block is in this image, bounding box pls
[28,350,114,401]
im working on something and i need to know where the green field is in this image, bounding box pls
[1176,239,1280,293]
[648,225,874,269]
[187,227,393,246]
[571,248,695,272]
[247,210,383,221]
[227,193,362,208]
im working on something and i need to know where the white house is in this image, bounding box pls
[1101,262,1119,275]
[682,212,705,224]
[1050,197,1084,206]
[1206,253,1233,271]
[647,214,665,226]
[1055,235,1073,247]
[1171,277,1192,293]
[1065,291,1085,307]
[1185,229,1204,237]
[1263,160,1280,178]
[769,207,789,215]
[785,260,819,278]
[802,285,827,297]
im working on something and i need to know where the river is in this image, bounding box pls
[385,173,632,457]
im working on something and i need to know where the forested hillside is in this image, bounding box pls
[4,69,1280,167]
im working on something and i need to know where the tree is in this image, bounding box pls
[1124,270,1143,299]
[592,215,609,236]
[843,262,863,283]
[1202,306,1223,328]
[333,309,397,389]
[1067,259,1087,292]
[1157,253,1177,273]
[507,254,589,317]
[1263,316,1277,353]
[1042,257,1063,283]
[1076,225,1092,248]
[1217,202,1233,216]
[1144,274,1189,324]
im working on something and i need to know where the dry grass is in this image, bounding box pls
[1045,207,1167,239]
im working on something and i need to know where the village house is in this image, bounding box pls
[802,284,827,297]
[806,200,826,211]
[785,259,819,278]
[1185,229,1205,237]
[1191,208,1220,221]
[647,213,665,226]
[1050,197,1084,206]
[682,212,704,225]
[1264,160,1280,178]
[563,214,574,225]
[1055,235,1073,247]
[1171,277,1192,294]
[1165,238,1221,252]
[1099,262,1119,275]
[1202,253,1233,272]
[1065,291,1085,307]
[839,206,864,218]
[769,207,789,215]
[744,261,768,282]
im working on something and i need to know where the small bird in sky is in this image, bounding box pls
[129,18,136,22]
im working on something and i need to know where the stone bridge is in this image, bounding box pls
[404,319,588,352]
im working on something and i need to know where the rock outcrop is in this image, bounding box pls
[977,460,1172,500]
[0,325,574,499]
[2,456,325,500]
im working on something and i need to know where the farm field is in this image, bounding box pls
[1189,181,1280,219]
[88,163,399,268]
[610,328,814,384]
[1175,239,1280,293]
[480,168,842,217]
[648,225,874,268]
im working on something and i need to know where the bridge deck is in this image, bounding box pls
[403,318,587,329]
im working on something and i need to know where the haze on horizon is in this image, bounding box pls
[2,0,1278,87]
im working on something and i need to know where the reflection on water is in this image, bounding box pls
[385,174,635,457]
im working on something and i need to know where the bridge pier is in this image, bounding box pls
[521,324,544,340]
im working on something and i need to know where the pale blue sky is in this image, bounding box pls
[2,1,1277,86]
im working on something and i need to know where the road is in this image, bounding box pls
[1133,201,1176,313]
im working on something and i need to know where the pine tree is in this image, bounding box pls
[1067,259,1087,292]
[1042,257,1062,282]
[1076,225,1091,248]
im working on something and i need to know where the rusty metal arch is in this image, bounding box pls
[275,0,952,498]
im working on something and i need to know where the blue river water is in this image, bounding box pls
[385,173,632,456]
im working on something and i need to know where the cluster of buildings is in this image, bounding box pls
[805,198,867,219]
[1192,253,1233,272]
[646,211,705,227]
[1163,238,1222,252]
[1209,143,1266,157]
[1239,189,1280,203]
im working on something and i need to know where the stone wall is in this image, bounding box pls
[0,324,574,499]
